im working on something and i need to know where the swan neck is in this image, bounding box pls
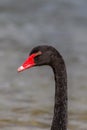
[51,59,67,130]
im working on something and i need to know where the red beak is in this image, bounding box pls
[17,53,36,72]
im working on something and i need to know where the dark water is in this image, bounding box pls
[0,0,87,130]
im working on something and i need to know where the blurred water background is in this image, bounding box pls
[0,0,87,130]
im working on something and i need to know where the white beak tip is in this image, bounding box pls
[17,66,24,72]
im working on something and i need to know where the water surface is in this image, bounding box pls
[0,0,87,130]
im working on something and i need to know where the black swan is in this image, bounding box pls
[17,45,67,130]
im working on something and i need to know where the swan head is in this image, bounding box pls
[17,45,58,72]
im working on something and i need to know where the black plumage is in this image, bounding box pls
[19,45,68,130]
[30,45,67,130]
